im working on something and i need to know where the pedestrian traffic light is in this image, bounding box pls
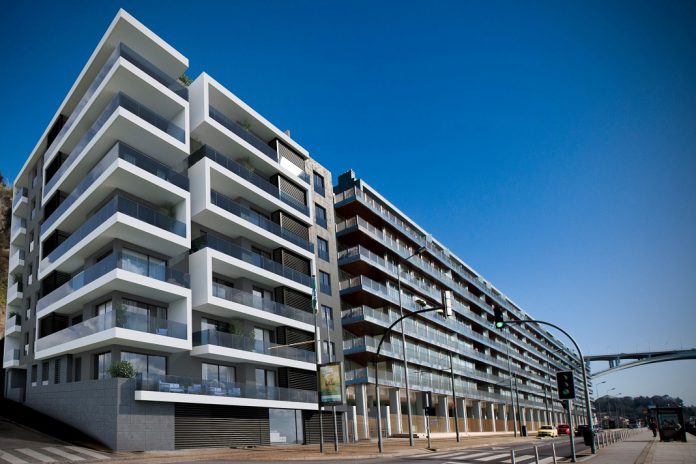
[494,306,505,329]
[442,290,453,317]
[556,371,576,400]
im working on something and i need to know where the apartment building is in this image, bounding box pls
[334,170,591,439]
[3,10,343,451]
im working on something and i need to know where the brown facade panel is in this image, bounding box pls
[272,210,309,240]
[273,248,310,276]
[275,286,312,313]
[275,140,306,171]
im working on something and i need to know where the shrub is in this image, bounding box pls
[108,361,136,379]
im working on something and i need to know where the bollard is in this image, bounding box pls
[510,449,516,464]
[552,442,558,464]
[534,445,540,463]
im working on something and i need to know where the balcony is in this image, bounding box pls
[192,329,315,370]
[3,349,20,368]
[210,283,314,330]
[41,142,188,237]
[45,91,185,199]
[44,43,187,170]
[9,249,25,274]
[41,195,187,274]
[10,218,26,245]
[35,307,188,359]
[7,282,23,305]
[192,234,311,288]
[37,250,189,317]
[12,188,28,216]
[135,373,317,409]
[5,314,21,337]
[190,145,310,217]
[209,190,313,252]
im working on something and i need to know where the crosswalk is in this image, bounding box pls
[0,446,111,464]
[414,448,560,463]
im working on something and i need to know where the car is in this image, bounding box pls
[557,424,571,435]
[576,424,590,436]
[537,425,558,438]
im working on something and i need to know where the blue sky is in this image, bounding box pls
[2,1,694,405]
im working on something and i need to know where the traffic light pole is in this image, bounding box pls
[499,318,596,455]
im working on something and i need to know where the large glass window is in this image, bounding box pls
[319,271,331,295]
[202,363,235,384]
[255,368,276,387]
[321,305,334,330]
[269,409,304,444]
[122,351,166,377]
[313,172,325,197]
[315,204,327,228]
[317,237,329,261]
[122,249,166,280]
[94,352,111,379]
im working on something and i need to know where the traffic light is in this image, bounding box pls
[494,306,505,329]
[442,290,453,317]
[556,371,576,400]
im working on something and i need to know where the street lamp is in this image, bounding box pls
[396,245,426,447]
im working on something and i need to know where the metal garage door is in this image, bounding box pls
[174,404,270,449]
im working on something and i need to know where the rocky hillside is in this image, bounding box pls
[0,173,12,336]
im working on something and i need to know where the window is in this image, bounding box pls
[31,365,37,386]
[202,363,235,384]
[122,249,166,280]
[122,352,166,378]
[74,357,82,382]
[315,204,327,228]
[321,305,334,330]
[94,352,112,379]
[254,327,273,347]
[252,246,271,260]
[313,172,325,196]
[322,341,336,362]
[42,361,49,385]
[96,300,112,317]
[319,271,331,295]
[212,276,234,299]
[255,368,276,387]
[317,237,329,261]
[201,317,229,333]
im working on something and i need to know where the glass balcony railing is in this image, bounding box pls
[43,195,186,267]
[3,349,20,363]
[209,106,279,162]
[212,283,314,326]
[192,233,311,287]
[37,250,190,313]
[45,92,185,195]
[136,372,317,403]
[194,329,316,364]
[41,142,188,236]
[190,145,310,216]
[11,219,26,238]
[12,188,28,209]
[36,308,187,352]
[44,43,187,168]
[210,190,312,252]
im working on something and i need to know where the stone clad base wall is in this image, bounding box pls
[24,378,174,451]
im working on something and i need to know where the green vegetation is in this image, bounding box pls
[108,361,136,378]
[597,394,695,419]
[0,172,12,335]
[178,74,193,86]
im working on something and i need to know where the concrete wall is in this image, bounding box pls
[25,377,174,451]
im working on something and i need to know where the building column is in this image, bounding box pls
[521,407,527,426]
[472,400,483,432]
[457,398,468,434]
[389,388,402,434]
[356,383,370,439]
[437,395,450,432]
[501,403,509,432]
[486,402,496,432]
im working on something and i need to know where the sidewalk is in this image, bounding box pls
[581,430,696,464]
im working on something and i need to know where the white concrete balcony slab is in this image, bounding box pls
[4,314,22,337]
[8,250,25,275]
[7,282,23,306]
[3,349,20,369]
[10,219,26,246]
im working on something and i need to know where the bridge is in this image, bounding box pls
[586,348,696,378]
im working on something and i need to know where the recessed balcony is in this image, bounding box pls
[191,329,315,370]
[10,219,26,246]
[37,250,190,318]
[3,349,20,369]
[35,307,189,360]
[134,373,317,410]
[7,282,23,305]
[12,188,28,217]
[8,250,25,274]
[40,194,188,278]
[4,314,22,337]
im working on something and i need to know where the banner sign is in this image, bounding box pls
[318,362,343,406]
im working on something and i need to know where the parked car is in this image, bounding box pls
[537,425,558,438]
[557,424,571,435]
[576,424,590,436]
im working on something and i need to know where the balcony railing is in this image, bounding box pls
[37,250,190,313]
[190,145,309,216]
[194,329,316,364]
[45,92,185,195]
[44,43,187,169]
[136,372,317,403]
[41,142,188,236]
[11,219,26,237]
[209,106,278,162]
[212,283,314,326]
[43,195,186,267]
[210,190,312,252]
[3,349,20,363]
[36,308,187,352]
[12,188,28,209]
[192,233,311,287]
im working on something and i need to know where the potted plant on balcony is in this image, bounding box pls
[108,360,136,379]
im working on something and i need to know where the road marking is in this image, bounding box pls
[0,451,29,464]
[14,449,57,463]
[65,447,109,460]
[479,452,513,461]
[463,451,498,459]
[42,448,85,461]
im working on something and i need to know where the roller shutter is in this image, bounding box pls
[174,404,270,449]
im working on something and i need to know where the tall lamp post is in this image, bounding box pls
[396,245,426,447]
